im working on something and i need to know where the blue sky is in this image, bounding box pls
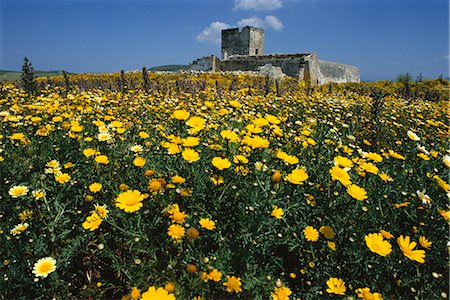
[1,0,448,80]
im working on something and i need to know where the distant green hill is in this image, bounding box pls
[0,70,67,82]
[149,65,190,72]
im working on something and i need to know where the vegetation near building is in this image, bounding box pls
[21,57,37,95]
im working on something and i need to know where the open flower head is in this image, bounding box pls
[326,277,346,295]
[329,165,351,186]
[167,224,185,241]
[347,184,368,201]
[115,190,146,213]
[32,257,57,278]
[303,226,319,242]
[141,286,175,300]
[212,157,231,170]
[9,185,29,198]
[199,218,216,230]
[397,235,426,263]
[223,275,243,293]
[271,205,284,219]
[285,168,308,184]
[271,286,292,300]
[356,287,383,300]
[365,233,392,256]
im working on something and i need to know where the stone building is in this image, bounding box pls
[190,26,360,85]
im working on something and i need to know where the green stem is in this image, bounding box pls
[310,244,316,260]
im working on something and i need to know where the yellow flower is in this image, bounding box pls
[388,150,405,160]
[32,189,45,199]
[407,130,420,141]
[346,184,368,201]
[379,230,394,239]
[207,269,222,282]
[10,223,29,235]
[271,205,284,219]
[83,148,97,157]
[115,190,145,213]
[303,226,319,242]
[419,236,432,250]
[55,173,71,184]
[95,155,109,165]
[82,211,103,231]
[199,218,216,230]
[169,210,188,224]
[358,162,379,175]
[417,153,430,161]
[212,157,231,170]
[172,109,190,120]
[276,150,299,165]
[319,226,335,239]
[18,209,33,221]
[139,131,149,139]
[133,157,146,167]
[438,209,450,221]
[171,175,185,184]
[94,204,109,218]
[365,233,392,256]
[327,241,336,251]
[141,286,175,300]
[211,175,224,185]
[233,154,249,164]
[32,257,57,278]
[326,277,346,295]
[356,287,383,300]
[167,224,185,241]
[221,130,240,143]
[182,148,200,163]
[8,185,29,198]
[164,282,175,293]
[362,152,383,163]
[334,156,353,168]
[246,124,263,134]
[89,182,102,193]
[285,168,308,184]
[329,165,351,186]
[271,286,292,300]
[223,275,242,293]
[182,136,200,147]
[397,235,426,263]
[434,175,450,192]
[379,173,393,182]
[186,116,205,130]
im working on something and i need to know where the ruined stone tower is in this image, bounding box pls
[221,26,264,59]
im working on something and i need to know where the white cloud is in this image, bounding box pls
[197,16,283,44]
[263,15,284,31]
[237,17,265,29]
[196,21,232,45]
[234,0,282,11]
[237,16,283,31]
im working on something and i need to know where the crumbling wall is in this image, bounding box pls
[221,27,264,59]
[219,54,308,77]
[189,56,213,71]
[316,60,360,84]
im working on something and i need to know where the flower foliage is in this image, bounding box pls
[0,74,448,299]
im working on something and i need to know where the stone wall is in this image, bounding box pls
[221,26,264,59]
[316,60,360,84]
[219,54,310,77]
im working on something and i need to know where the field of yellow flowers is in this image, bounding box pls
[0,73,449,300]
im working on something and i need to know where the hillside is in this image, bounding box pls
[0,70,67,82]
[148,64,190,72]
